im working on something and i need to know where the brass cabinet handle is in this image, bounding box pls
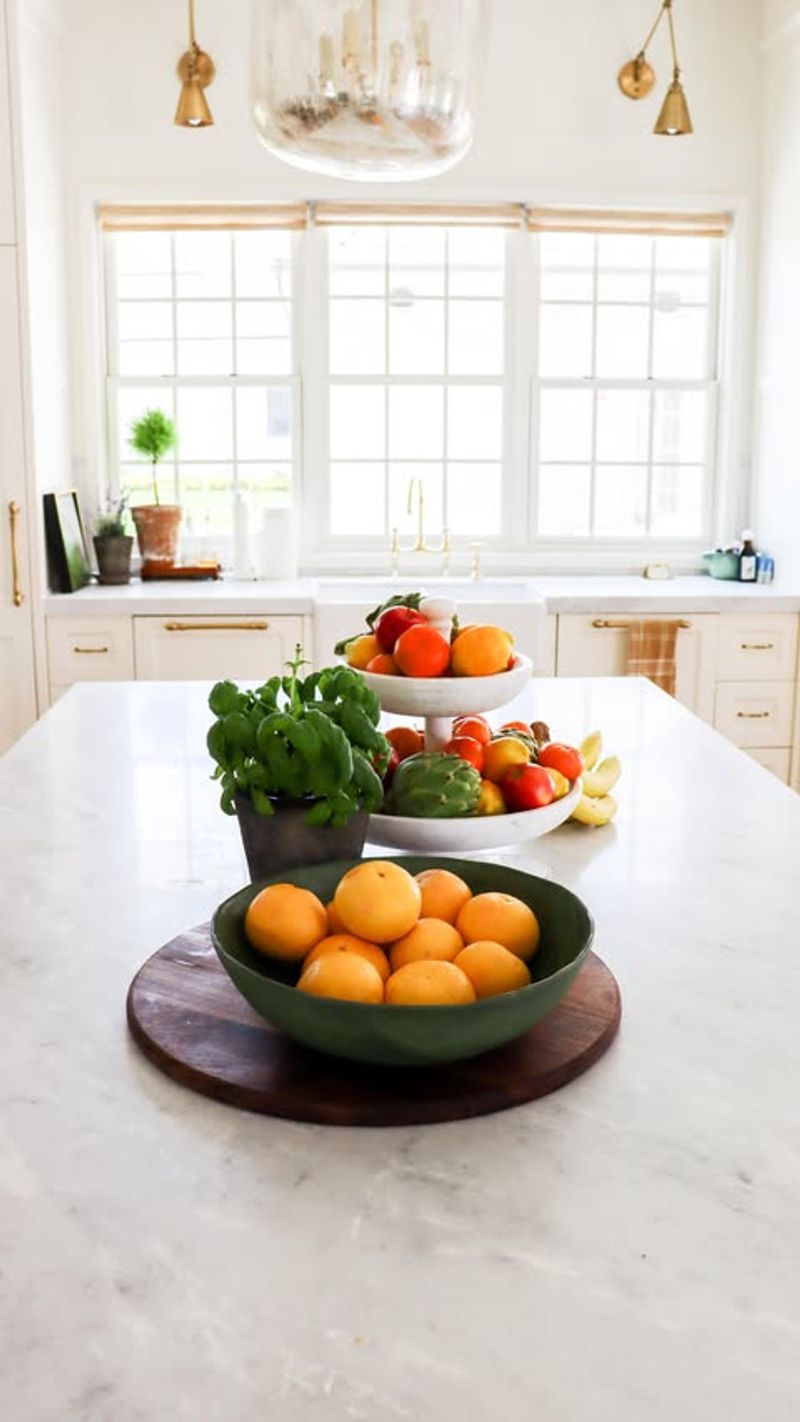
[9,501,23,607]
[592,617,692,630]
[73,645,110,655]
[739,642,775,651]
[164,620,269,632]
[736,710,771,719]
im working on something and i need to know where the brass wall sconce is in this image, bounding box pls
[618,0,692,136]
[175,0,215,128]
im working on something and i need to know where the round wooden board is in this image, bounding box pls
[127,926,621,1128]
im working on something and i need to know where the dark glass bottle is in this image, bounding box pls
[738,530,758,583]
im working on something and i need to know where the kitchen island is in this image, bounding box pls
[2,678,799,1422]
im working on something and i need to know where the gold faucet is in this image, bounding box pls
[390,479,451,567]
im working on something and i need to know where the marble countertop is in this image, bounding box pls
[42,573,800,617]
[2,678,800,1421]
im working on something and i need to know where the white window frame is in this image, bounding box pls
[527,233,723,552]
[300,221,524,560]
[98,208,733,572]
[103,229,302,570]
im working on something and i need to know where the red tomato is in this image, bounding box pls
[385,726,425,761]
[444,736,485,774]
[394,623,451,678]
[452,715,492,746]
[375,606,427,652]
[381,745,400,786]
[500,720,532,738]
[501,764,555,811]
[538,742,584,782]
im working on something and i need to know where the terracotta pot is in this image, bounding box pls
[234,794,368,882]
[93,534,133,585]
[131,505,182,566]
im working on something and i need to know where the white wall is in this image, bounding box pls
[61,0,764,550]
[753,1,800,568]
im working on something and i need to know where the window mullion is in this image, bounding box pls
[588,237,599,536]
[645,238,657,535]
[170,234,180,505]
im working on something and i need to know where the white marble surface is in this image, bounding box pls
[43,571,800,617]
[2,678,800,1422]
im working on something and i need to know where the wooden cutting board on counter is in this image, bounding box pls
[127,926,621,1128]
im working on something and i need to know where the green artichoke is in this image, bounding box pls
[389,752,482,819]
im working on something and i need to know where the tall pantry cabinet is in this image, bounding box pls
[0,0,38,754]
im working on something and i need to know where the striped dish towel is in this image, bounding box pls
[625,620,683,696]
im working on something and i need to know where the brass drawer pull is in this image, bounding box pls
[73,645,110,655]
[592,618,692,630]
[9,500,23,607]
[739,642,774,651]
[736,710,771,719]
[164,620,269,632]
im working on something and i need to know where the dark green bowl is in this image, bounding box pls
[211,856,594,1067]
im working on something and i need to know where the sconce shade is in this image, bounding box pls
[653,74,692,135]
[175,73,214,127]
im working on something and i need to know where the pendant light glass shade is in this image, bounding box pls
[251,0,488,181]
[653,73,693,135]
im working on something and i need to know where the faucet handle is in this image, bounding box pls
[441,526,452,575]
[469,541,483,583]
[390,526,400,575]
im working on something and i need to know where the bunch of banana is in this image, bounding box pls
[570,731,621,828]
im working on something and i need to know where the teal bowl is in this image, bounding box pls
[211,856,594,1067]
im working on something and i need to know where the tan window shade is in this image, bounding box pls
[526,207,732,238]
[313,202,524,228]
[98,203,308,232]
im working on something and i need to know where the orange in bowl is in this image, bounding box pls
[334,859,422,944]
[297,952,384,1004]
[389,918,464,972]
[414,867,472,924]
[304,933,391,983]
[456,891,540,961]
[455,940,532,999]
[385,959,476,1006]
[245,883,328,962]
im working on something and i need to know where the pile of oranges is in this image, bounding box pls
[244,862,541,1006]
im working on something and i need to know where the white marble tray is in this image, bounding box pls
[367,780,581,852]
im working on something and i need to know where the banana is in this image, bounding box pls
[580,730,603,771]
[582,755,622,799]
[570,793,618,828]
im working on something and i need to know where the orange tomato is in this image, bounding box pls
[385,726,425,761]
[452,715,492,745]
[366,652,400,675]
[500,720,532,738]
[444,736,485,774]
[483,736,531,784]
[394,623,451,678]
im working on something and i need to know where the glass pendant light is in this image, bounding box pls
[251,0,489,181]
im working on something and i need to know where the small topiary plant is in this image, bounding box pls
[128,409,177,505]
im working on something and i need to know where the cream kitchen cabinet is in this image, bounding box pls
[0,251,36,753]
[555,613,719,721]
[713,613,798,783]
[132,614,310,681]
[46,616,135,704]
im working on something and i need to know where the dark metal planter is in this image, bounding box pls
[234,793,368,881]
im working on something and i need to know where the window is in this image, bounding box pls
[101,205,730,565]
[533,230,719,541]
[324,223,507,542]
[104,218,298,563]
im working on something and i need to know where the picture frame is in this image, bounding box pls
[43,490,92,594]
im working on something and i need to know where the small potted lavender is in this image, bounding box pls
[93,491,133,585]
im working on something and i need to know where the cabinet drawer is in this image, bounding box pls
[556,612,718,721]
[46,617,135,686]
[716,615,798,681]
[133,614,305,681]
[714,681,795,747]
[745,746,791,783]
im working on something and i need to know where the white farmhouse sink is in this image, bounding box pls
[316,577,536,603]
